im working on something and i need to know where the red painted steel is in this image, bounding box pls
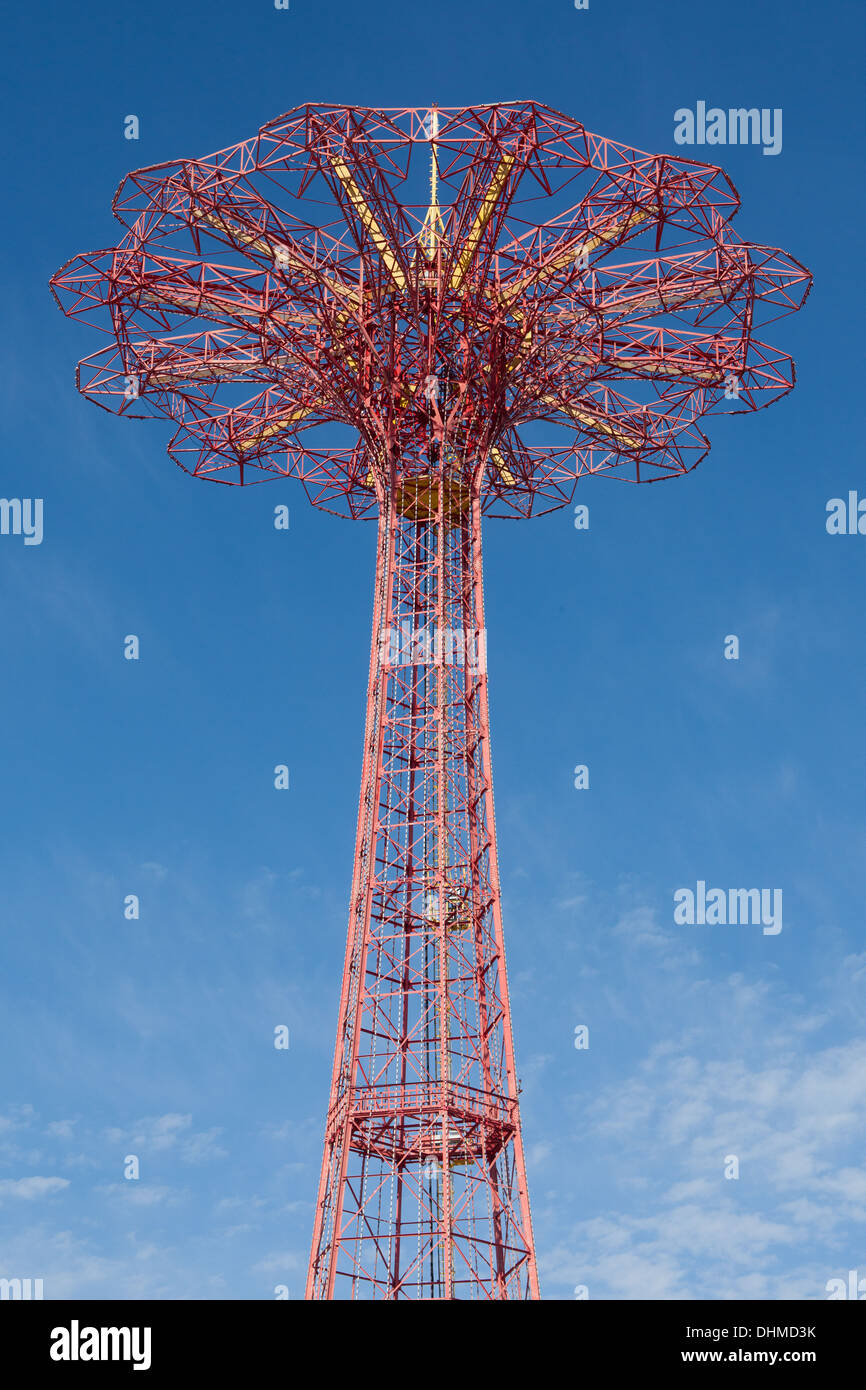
[306,488,538,1297]
[51,102,810,1299]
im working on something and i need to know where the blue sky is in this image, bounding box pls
[1,0,864,1299]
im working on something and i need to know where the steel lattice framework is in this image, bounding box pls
[51,101,810,1300]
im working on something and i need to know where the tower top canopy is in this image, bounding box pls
[51,101,811,520]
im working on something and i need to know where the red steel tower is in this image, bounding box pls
[51,102,810,1299]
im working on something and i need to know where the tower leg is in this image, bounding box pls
[305,487,539,1300]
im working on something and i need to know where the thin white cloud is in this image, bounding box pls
[0,1176,69,1200]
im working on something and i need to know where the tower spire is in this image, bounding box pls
[419,105,446,263]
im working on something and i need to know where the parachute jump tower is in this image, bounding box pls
[51,102,810,1299]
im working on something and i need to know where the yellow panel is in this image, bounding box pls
[329,159,407,293]
[506,207,653,300]
[191,208,273,256]
[191,205,360,304]
[149,361,261,383]
[600,282,721,319]
[236,404,316,453]
[139,288,259,318]
[567,348,723,384]
[569,207,653,263]
[611,356,722,383]
[394,474,471,523]
[450,152,516,292]
[490,445,515,486]
[543,394,641,449]
[506,308,532,371]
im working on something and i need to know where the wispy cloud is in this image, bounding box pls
[0,1176,70,1200]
